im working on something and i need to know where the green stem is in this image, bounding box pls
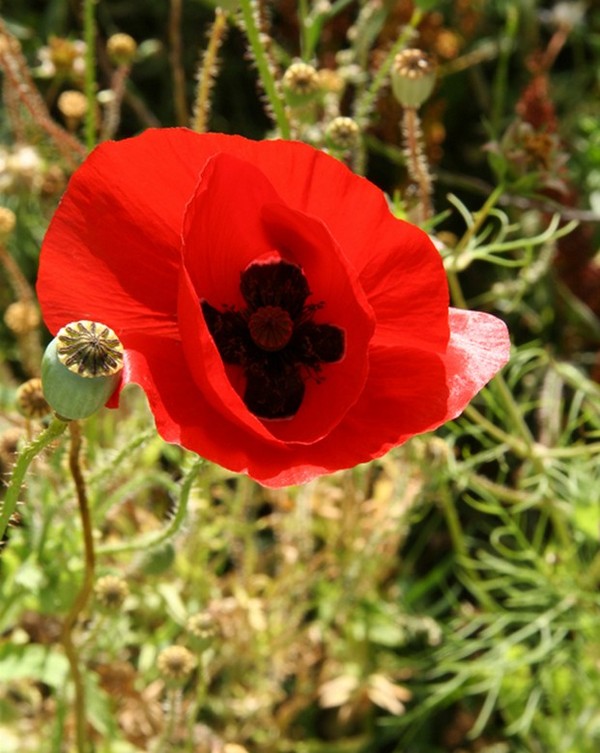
[0,417,68,541]
[97,457,203,555]
[453,183,505,259]
[490,5,519,140]
[238,0,291,139]
[82,0,97,151]
[354,9,422,126]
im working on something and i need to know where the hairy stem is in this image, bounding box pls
[61,421,96,753]
[402,106,433,223]
[0,417,68,541]
[192,8,228,133]
[82,0,98,151]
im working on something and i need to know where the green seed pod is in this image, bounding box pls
[41,320,124,420]
[391,49,437,109]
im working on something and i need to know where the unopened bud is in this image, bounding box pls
[107,33,137,66]
[4,301,41,335]
[0,206,16,237]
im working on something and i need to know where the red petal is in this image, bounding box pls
[441,308,511,419]
[179,152,375,445]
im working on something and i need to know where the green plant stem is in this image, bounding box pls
[490,5,519,140]
[354,9,422,126]
[97,457,203,555]
[446,184,505,308]
[0,417,67,541]
[238,0,291,139]
[82,0,97,151]
[61,421,95,753]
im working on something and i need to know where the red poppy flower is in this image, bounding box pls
[37,128,510,487]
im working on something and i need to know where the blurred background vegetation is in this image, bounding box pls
[1,1,600,752]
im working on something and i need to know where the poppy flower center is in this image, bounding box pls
[248,306,293,351]
[201,260,345,420]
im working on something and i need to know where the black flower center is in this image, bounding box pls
[201,260,345,420]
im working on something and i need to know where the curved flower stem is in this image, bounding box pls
[0,417,68,541]
[82,0,97,151]
[238,0,291,139]
[62,421,95,753]
[97,456,204,556]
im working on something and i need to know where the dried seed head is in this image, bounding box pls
[57,90,88,121]
[48,36,81,74]
[186,611,218,641]
[95,575,130,610]
[41,165,67,197]
[282,62,320,106]
[157,646,196,682]
[4,301,41,335]
[107,33,137,65]
[326,116,360,150]
[0,206,16,237]
[56,321,124,378]
[0,426,23,468]
[16,378,50,419]
[391,49,437,109]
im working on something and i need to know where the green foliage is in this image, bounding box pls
[2,0,600,751]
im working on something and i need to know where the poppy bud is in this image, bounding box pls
[41,320,124,420]
[391,49,437,109]
[106,33,137,66]
[0,206,16,237]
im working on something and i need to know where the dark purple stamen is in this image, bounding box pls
[201,260,345,419]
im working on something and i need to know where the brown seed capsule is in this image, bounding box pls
[16,378,50,419]
[4,301,41,336]
[95,575,130,610]
[391,49,437,109]
[186,611,218,641]
[57,90,88,121]
[0,206,16,237]
[157,645,196,682]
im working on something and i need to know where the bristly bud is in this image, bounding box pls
[95,574,130,610]
[157,645,196,683]
[325,116,360,150]
[186,611,218,642]
[0,207,16,237]
[16,378,50,419]
[282,61,320,107]
[57,90,88,124]
[4,301,41,336]
[106,33,137,66]
[41,321,124,420]
[391,48,437,109]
